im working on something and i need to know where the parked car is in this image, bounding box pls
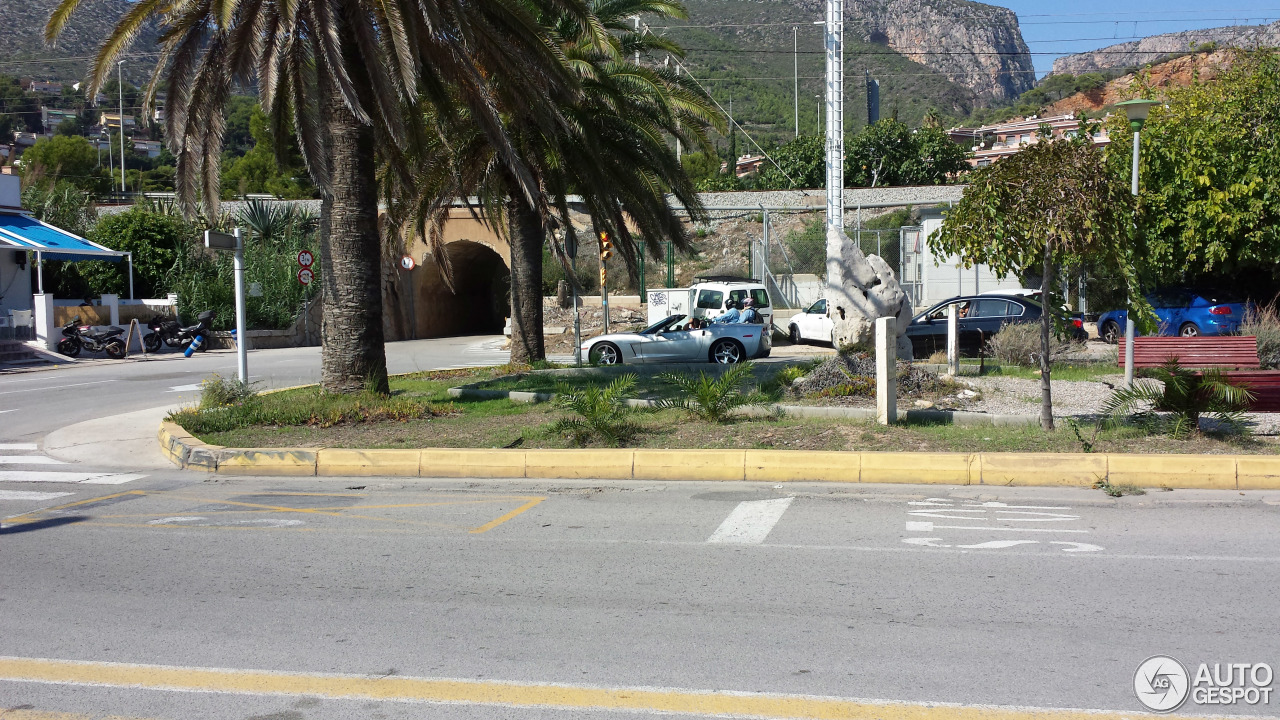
[787,298,834,345]
[646,277,773,329]
[1096,290,1254,344]
[582,313,770,364]
[904,294,1043,359]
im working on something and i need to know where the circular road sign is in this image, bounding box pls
[297,267,314,286]
[400,255,416,271]
[297,250,314,267]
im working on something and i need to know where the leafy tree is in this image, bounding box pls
[55,117,84,136]
[933,138,1135,430]
[79,208,191,298]
[221,106,315,199]
[19,135,110,193]
[1114,50,1280,292]
[755,134,823,189]
[681,152,721,184]
[846,120,968,187]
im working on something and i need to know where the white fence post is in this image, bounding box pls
[946,304,959,375]
[101,294,120,326]
[876,316,897,425]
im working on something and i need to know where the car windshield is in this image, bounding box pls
[640,315,686,334]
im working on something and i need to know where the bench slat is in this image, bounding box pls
[1117,336,1260,369]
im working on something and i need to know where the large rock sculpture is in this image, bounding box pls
[825,225,914,358]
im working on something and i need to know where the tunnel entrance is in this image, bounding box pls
[399,240,508,338]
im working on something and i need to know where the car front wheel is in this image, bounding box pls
[1101,320,1121,345]
[1179,322,1201,337]
[710,339,744,364]
[589,342,622,365]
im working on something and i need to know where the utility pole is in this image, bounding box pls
[117,60,126,193]
[676,63,682,163]
[824,0,844,233]
[794,27,800,137]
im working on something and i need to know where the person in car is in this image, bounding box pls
[686,317,704,330]
[739,297,761,324]
[714,302,743,324]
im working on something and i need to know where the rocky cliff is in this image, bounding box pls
[1045,50,1235,115]
[793,0,1035,101]
[1052,20,1280,76]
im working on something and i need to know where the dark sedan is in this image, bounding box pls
[904,295,1042,359]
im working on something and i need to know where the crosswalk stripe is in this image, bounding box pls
[0,455,67,465]
[0,471,145,484]
[0,443,38,451]
[0,490,74,501]
[707,497,795,545]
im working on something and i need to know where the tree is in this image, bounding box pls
[933,138,1135,430]
[1114,50,1280,293]
[79,208,192,298]
[20,135,109,193]
[845,120,968,187]
[755,134,824,189]
[221,105,316,199]
[50,0,592,394]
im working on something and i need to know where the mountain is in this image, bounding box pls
[1051,20,1280,76]
[1045,49,1235,116]
[0,0,158,84]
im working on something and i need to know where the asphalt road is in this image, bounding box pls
[1,339,1278,719]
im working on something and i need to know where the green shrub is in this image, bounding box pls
[1242,304,1280,369]
[199,373,256,409]
[1101,359,1255,437]
[656,363,764,422]
[551,375,643,446]
[170,384,456,434]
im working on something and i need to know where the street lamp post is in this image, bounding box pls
[1116,98,1158,387]
[117,60,126,194]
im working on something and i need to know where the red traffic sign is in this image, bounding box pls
[297,267,314,286]
[400,255,416,271]
[297,250,314,267]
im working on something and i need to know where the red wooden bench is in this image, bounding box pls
[1116,336,1260,369]
[1115,335,1280,411]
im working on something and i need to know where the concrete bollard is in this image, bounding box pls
[946,304,959,376]
[1124,317,1136,387]
[101,294,120,327]
[876,316,897,425]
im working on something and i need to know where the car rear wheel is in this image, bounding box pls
[788,324,801,344]
[589,342,622,365]
[1101,320,1121,345]
[1179,322,1201,337]
[710,339,744,364]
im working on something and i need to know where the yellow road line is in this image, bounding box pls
[469,496,546,534]
[0,656,1237,720]
[2,491,146,525]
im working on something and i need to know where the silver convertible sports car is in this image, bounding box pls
[582,314,771,364]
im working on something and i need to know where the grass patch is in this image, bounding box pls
[1093,479,1147,497]
[979,363,1124,383]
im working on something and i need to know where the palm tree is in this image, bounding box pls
[48,0,593,392]
[385,0,720,364]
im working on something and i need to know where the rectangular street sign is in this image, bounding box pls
[204,230,238,250]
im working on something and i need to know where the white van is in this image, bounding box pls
[647,277,773,328]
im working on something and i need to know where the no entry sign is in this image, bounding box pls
[297,267,314,286]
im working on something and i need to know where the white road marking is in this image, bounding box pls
[0,490,73,501]
[148,517,208,525]
[0,380,113,395]
[0,409,16,414]
[168,384,202,392]
[707,497,795,545]
[902,537,950,547]
[907,509,1079,521]
[955,540,1040,549]
[0,455,66,465]
[906,520,1087,533]
[0,443,37,450]
[1052,541,1104,552]
[964,502,1071,510]
[0,471,144,485]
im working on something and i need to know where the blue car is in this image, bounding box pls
[1097,290,1254,344]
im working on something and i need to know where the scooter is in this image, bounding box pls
[57,316,126,359]
[143,310,216,353]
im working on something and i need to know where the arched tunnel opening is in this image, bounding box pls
[392,240,509,339]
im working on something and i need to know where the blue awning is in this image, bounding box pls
[0,212,128,263]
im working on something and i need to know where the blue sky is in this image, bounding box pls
[991,1,1280,76]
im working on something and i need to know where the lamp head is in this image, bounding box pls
[1116,98,1159,132]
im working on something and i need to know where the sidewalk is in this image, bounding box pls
[44,404,182,471]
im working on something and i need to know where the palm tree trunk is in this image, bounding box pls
[319,85,389,394]
[1039,242,1055,431]
[507,193,545,364]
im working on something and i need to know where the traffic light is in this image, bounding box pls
[600,267,608,288]
[599,233,613,262]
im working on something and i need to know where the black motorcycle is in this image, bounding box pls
[57,317,126,359]
[143,310,216,353]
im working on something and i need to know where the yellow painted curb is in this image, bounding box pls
[216,449,317,476]
[525,449,634,480]
[979,453,1107,487]
[317,448,421,477]
[745,450,859,483]
[862,452,974,485]
[1236,455,1280,490]
[1106,453,1236,490]
[632,449,746,482]
[420,449,525,478]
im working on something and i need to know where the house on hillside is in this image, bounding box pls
[98,113,136,132]
[41,108,79,133]
[948,114,1110,167]
[22,80,64,95]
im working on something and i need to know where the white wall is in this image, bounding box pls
[0,248,33,316]
[917,210,1023,308]
[0,174,21,210]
